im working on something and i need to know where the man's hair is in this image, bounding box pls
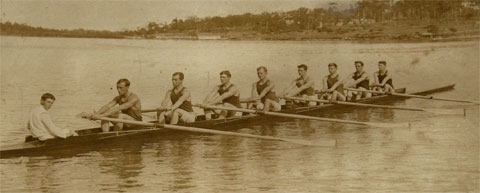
[378,61,387,65]
[297,64,308,70]
[172,72,184,80]
[220,70,231,77]
[354,61,364,66]
[257,66,268,73]
[41,93,55,101]
[328,63,337,68]
[117,79,130,87]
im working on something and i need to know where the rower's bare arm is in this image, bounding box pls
[217,85,237,101]
[281,80,296,96]
[204,86,219,103]
[160,90,172,108]
[322,76,328,91]
[297,77,314,91]
[40,112,70,138]
[103,95,139,117]
[373,72,380,85]
[352,73,369,86]
[171,89,191,110]
[97,99,118,114]
[251,82,258,98]
[258,81,275,99]
[330,75,342,90]
[380,73,392,86]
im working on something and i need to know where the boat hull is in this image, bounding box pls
[0,84,456,158]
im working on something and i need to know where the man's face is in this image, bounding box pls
[355,63,363,72]
[328,66,336,74]
[220,74,230,85]
[41,98,55,110]
[298,68,306,77]
[378,63,386,71]
[117,82,129,96]
[257,69,267,80]
[172,75,182,88]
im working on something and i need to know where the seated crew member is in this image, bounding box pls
[84,79,142,132]
[28,93,77,141]
[203,70,241,120]
[157,72,196,124]
[373,61,395,94]
[319,63,346,102]
[281,64,316,107]
[344,61,372,101]
[248,66,281,112]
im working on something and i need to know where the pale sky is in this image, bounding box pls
[0,0,356,31]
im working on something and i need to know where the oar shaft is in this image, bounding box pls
[347,88,479,104]
[285,96,424,112]
[91,117,332,146]
[197,104,378,126]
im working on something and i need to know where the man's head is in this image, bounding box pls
[40,93,56,110]
[257,66,268,80]
[297,64,308,77]
[354,61,364,72]
[172,72,184,88]
[116,79,130,96]
[378,61,387,71]
[219,70,231,85]
[328,63,337,74]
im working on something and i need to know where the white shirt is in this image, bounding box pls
[28,105,69,140]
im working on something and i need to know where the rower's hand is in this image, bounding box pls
[89,113,100,120]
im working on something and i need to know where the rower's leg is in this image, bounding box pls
[101,120,110,132]
[204,109,212,120]
[347,90,354,101]
[270,99,282,111]
[305,95,317,107]
[157,112,166,123]
[115,113,136,130]
[385,84,395,93]
[331,92,338,102]
[178,109,196,123]
[169,110,178,124]
[256,101,264,110]
[335,91,347,101]
[263,100,271,112]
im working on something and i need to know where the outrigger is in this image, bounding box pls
[0,84,462,158]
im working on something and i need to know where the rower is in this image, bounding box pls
[84,79,142,132]
[319,63,346,101]
[203,70,241,120]
[157,72,196,124]
[344,61,372,101]
[249,66,281,112]
[281,64,316,106]
[373,61,394,94]
[28,93,77,141]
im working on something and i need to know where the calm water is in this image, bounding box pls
[0,36,479,192]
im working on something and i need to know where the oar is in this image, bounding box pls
[195,104,409,128]
[347,88,480,105]
[284,96,464,115]
[141,108,168,113]
[85,116,336,147]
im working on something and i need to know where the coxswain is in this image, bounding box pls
[28,93,77,141]
[249,66,281,112]
[319,63,346,101]
[281,64,316,106]
[373,61,394,93]
[157,72,196,124]
[83,79,142,132]
[344,61,372,101]
[203,70,241,120]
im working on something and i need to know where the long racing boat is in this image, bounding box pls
[0,84,456,159]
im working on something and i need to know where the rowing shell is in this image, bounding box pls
[0,84,455,159]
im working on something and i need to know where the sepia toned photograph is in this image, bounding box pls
[0,0,479,192]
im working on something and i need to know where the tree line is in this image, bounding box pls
[1,0,479,38]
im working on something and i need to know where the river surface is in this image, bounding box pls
[0,36,479,192]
